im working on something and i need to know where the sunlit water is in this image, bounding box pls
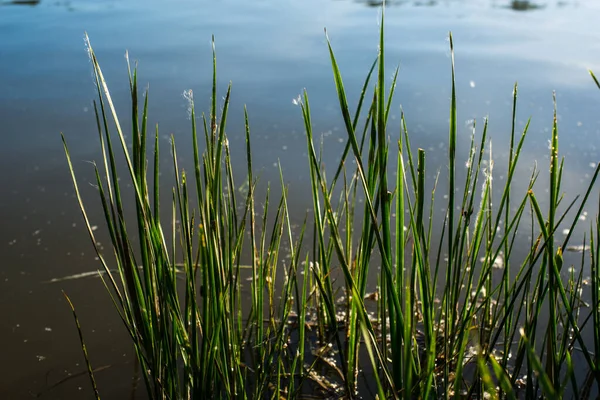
[1,0,599,397]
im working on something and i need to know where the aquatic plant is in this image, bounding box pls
[62,7,600,399]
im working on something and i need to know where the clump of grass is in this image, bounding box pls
[64,34,311,399]
[63,7,600,399]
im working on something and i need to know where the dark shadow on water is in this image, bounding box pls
[0,0,77,10]
[1,0,41,5]
[354,0,566,11]
[506,0,544,10]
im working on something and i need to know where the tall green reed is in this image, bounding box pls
[299,8,600,399]
[63,9,600,400]
[63,34,312,399]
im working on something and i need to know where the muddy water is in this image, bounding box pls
[1,0,600,398]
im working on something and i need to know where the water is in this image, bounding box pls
[1,0,600,397]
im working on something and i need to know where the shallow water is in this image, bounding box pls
[1,0,600,397]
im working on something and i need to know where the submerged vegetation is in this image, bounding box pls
[62,6,600,399]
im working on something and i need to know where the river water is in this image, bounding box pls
[1,0,600,398]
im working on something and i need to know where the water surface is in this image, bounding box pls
[1,0,599,397]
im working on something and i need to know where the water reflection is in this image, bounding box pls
[355,0,568,10]
[507,0,543,10]
[0,0,574,11]
[1,0,41,5]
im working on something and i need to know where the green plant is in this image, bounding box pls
[62,9,600,399]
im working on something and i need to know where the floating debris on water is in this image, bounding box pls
[364,291,379,301]
[566,244,591,252]
[479,251,504,269]
[46,265,191,283]
[46,270,103,283]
